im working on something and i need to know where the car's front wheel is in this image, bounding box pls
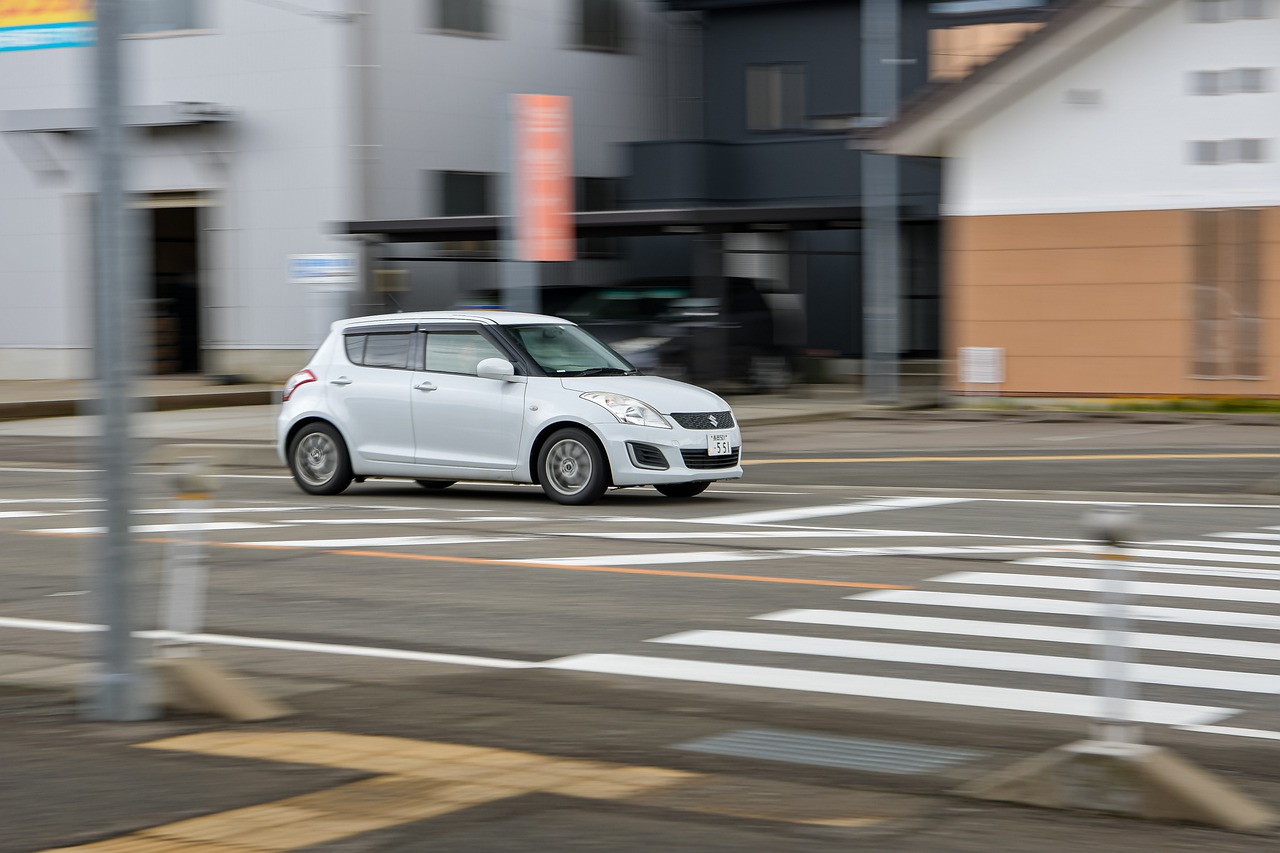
[288,422,353,495]
[538,428,608,505]
[655,481,710,499]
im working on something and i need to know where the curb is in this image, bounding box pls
[0,389,276,422]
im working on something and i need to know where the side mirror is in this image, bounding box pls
[476,357,522,382]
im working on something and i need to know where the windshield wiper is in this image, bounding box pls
[569,367,634,376]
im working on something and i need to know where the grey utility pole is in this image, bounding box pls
[861,0,901,404]
[86,0,155,721]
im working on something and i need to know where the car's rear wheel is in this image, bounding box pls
[538,428,608,505]
[288,422,353,495]
[415,480,455,491]
[655,481,711,499]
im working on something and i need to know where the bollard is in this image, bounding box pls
[158,457,215,656]
[1082,507,1140,745]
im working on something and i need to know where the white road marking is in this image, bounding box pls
[131,506,320,516]
[0,617,534,669]
[938,571,1280,606]
[1014,556,1280,583]
[1148,539,1280,554]
[757,609,1280,661]
[553,529,959,540]
[0,466,98,474]
[851,590,1280,631]
[691,496,972,526]
[0,511,61,518]
[240,535,536,548]
[1216,532,1280,541]
[1176,725,1280,741]
[782,545,1045,558]
[35,521,284,535]
[542,653,1231,727]
[520,551,784,567]
[653,630,1280,694]
[0,498,98,505]
[46,591,88,597]
[960,498,1280,509]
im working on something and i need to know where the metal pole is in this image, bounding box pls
[1084,508,1140,744]
[861,0,901,404]
[85,0,155,721]
[502,95,540,315]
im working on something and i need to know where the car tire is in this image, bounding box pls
[655,481,710,499]
[415,480,456,491]
[288,422,353,496]
[538,428,609,505]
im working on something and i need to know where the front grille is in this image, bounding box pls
[681,447,740,470]
[627,442,669,470]
[670,411,735,430]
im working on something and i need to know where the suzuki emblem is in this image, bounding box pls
[708,415,718,427]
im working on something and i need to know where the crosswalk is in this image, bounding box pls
[5,494,1280,733]
[548,526,1280,731]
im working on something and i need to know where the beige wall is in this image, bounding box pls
[947,208,1280,396]
[929,23,1044,82]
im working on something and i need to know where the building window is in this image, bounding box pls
[128,0,199,34]
[435,0,490,35]
[435,170,496,254]
[1190,68,1273,94]
[1190,138,1271,164]
[746,64,806,131]
[1190,0,1270,21]
[1193,209,1262,378]
[577,177,621,258]
[575,0,624,51]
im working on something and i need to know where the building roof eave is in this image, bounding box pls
[878,0,1173,158]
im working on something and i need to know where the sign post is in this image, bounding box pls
[503,94,574,313]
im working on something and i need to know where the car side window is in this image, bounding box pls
[344,332,413,369]
[424,330,504,376]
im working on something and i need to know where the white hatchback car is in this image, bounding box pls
[278,311,744,504]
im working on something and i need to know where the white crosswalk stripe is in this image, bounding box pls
[550,525,1280,730]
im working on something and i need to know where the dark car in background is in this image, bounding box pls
[546,277,801,392]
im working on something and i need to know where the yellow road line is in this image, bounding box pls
[744,451,1280,466]
[16,531,914,590]
[43,732,894,851]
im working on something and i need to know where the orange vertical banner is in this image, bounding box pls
[513,94,575,262]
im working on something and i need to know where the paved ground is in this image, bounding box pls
[2,381,1280,845]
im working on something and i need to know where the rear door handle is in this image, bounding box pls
[414,381,437,392]
[330,376,352,386]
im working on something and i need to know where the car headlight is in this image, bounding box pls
[581,392,672,429]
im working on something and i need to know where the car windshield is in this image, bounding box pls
[505,323,638,376]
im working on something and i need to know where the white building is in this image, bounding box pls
[882,0,1280,396]
[0,1,678,381]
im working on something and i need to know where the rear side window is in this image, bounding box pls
[344,332,414,369]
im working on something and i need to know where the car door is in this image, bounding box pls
[326,326,417,464]
[411,325,527,470]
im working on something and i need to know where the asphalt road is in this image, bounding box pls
[2,417,1280,850]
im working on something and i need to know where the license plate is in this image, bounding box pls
[707,433,732,456]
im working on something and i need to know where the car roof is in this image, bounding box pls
[337,310,571,331]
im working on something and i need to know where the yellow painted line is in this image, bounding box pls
[744,452,1280,466]
[324,549,914,590]
[34,731,893,851]
[13,530,913,590]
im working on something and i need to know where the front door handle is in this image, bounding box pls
[414,381,437,392]
[330,376,352,386]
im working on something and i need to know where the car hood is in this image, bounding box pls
[559,375,731,415]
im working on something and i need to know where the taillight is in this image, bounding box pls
[282,369,316,402]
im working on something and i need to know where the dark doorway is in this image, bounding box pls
[148,206,201,374]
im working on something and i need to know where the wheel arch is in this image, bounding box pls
[286,417,351,465]
[528,420,613,487]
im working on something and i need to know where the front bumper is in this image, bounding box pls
[592,419,744,486]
